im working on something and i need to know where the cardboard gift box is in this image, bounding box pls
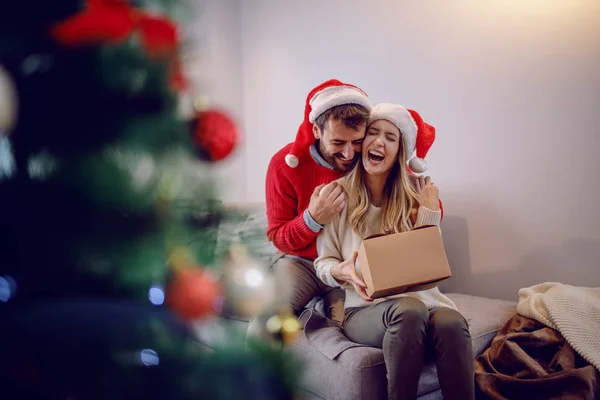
[357,226,452,299]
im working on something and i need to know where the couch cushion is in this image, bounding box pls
[294,338,387,400]
[290,293,516,399]
[447,293,516,357]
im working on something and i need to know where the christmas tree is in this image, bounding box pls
[0,0,301,399]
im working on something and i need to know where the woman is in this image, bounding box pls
[315,104,474,400]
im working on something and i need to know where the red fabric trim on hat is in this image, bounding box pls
[408,109,436,159]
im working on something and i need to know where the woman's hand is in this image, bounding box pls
[415,175,440,211]
[331,250,373,302]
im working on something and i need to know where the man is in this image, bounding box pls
[265,79,372,321]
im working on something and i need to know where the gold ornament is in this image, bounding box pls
[265,310,301,344]
[265,314,282,333]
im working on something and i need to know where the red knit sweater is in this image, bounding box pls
[266,143,343,260]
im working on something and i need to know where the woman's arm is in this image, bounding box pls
[315,208,372,301]
[314,214,345,288]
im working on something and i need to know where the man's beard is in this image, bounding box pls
[317,140,358,172]
[334,155,358,172]
[322,150,358,172]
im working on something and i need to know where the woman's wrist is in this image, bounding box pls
[330,263,346,284]
[330,263,341,279]
[420,201,440,211]
[415,204,442,227]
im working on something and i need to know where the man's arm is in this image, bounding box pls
[265,160,319,255]
[409,173,444,223]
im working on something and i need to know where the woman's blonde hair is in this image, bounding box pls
[340,129,419,238]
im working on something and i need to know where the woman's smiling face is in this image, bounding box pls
[362,119,401,177]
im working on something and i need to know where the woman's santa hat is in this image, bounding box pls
[285,79,372,168]
[367,103,436,173]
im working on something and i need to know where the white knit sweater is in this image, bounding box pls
[315,203,457,311]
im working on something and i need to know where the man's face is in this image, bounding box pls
[314,119,366,172]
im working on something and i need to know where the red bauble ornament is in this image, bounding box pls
[192,109,240,162]
[166,267,221,321]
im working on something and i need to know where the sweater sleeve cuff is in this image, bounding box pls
[415,206,442,228]
[304,208,323,233]
[318,261,342,288]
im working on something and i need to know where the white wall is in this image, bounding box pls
[240,0,600,299]
[183,0,246,202]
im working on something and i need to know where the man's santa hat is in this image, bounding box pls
[285,79,372,168]
[367,103,436,173]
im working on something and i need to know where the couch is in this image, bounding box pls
[197,204,517,399]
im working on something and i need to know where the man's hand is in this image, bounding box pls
[331,250,373,302]
[308,181,346,226]
[415,175,440,211]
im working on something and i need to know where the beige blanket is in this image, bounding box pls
[517,282,600,371]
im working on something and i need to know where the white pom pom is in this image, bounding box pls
[0,65,18,134]
[285,154,298,168]
[409,157,427,173]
